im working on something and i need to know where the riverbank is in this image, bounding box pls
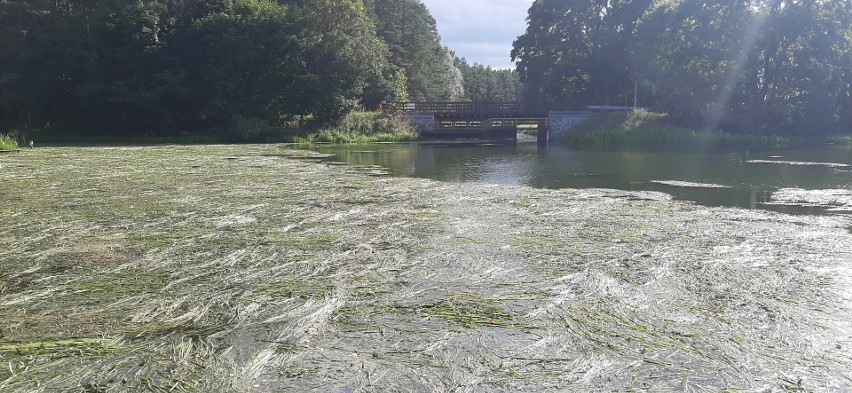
[14,112,418,146]
[1,145,851,391]
[831,135,852,144]
[563,111,796,149]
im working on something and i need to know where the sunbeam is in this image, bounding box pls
[703,0,781,132]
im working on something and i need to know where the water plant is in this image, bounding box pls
[1,145,850,391]
[0,134,18,150]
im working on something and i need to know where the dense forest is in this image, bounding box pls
[512,0,852,135]
[1,0,849,137]
[0,0,514,136]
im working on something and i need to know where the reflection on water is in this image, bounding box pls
[307,142,852,214]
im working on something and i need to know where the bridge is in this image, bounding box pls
[387,102,593,143]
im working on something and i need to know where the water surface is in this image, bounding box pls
[308,142,852,215]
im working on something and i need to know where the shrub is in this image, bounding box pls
[293,112,418,144]
[334,111,417,136]
[0,134,19,150]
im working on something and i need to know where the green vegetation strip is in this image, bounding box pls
[1,145,851,392]
[564,112,791,148]
[0,134,18,150]
[830,135,852,144]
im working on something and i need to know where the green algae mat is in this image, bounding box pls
[1,145,851,391]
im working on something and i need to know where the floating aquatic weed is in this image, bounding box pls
[746,159,850,168]
[392,296,518,329]
[1,145,852,392]
[0,338,123,357]
[766,188,852,209]
[650,180,732,189]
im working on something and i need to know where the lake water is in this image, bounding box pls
[306,142,852,215]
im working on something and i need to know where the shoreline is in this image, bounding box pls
[1,145,851,391]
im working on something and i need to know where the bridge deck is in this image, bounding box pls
[417,117,547,141]
[386,101,589,141]
[398,101,583,117]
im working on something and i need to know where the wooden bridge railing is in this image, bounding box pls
[434,118,548,132]
[397,102,583,116]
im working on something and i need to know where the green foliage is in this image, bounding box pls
[4,0,845,141]
[294,111,418,144]
[30,112,420,145]
[288,0,389,124]
[512,0,652,104]
[296,130,417,144]
[575,111,668,133]
[454,58,523,102]
[392,70,410,102]
[336,112,414,135]
[217,117,312,143]
[632,1,752,126]
[570,111,683,136]
[0,133,18,150]
[734,1,851,135]
[829,135,852,145]
[365,0,457,102]
[177,0,299,127]
[513,0,852,135]
[564,112,790,149]
[0,0,388,136]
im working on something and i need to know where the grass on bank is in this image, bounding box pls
[292,111,418,144]
[830,135,852,144]
[563,111,791,149]
[0,134,18,150]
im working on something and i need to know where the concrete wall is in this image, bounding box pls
[548,111,591,140]
[406,112,435,133]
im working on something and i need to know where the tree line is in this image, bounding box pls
[9,0,837,137]
[512,0,852,135]
[0,0,517,136]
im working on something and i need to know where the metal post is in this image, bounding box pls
[633,80,638,111]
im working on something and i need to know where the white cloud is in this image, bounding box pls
[420,0,532,68]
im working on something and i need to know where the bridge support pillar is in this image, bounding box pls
[547,111,592,140]
[537,126,549,147]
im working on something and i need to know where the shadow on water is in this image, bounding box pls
[305,142,852,215]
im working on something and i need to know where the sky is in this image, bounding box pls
[419,0,533,69]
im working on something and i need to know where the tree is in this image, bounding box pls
[512,0,653,104]
[175,0,298,127]
[514,0,851,134]
[0,0,389,134]
[392,69,409,102]
[365,0,453,101]
[455,57,523,102]
[286,0,387,123]
[443,47,465,101]
[0,0,75,130]
[632,0,851,134]
[630,0,752,127]
[181,0,386,126]
[735,0,852,134]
